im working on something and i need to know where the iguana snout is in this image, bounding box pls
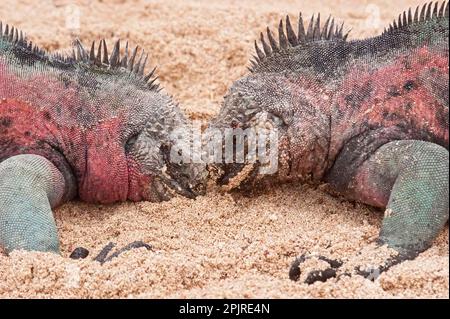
[207,74,295,190]
[126,120,207,201]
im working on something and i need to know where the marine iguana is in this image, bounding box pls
[209,1,449,283]
[0,22,206,257]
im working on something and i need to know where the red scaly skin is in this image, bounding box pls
[326,45,448,206]
[331,46,449,160]
[0,58,160,204]
[127,158,154,202]
[251,45,448,187]
[82,119,129,203]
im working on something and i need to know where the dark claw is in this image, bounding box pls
[288,254,307,281]
[317,255,343,268]
[94,241,152,265]
[289,254,343,284]
[304,268,337,284]
[94,242,116,264]
[291,245,420,284]
[355,250,419,281]
[102,241,152,263]
[69,247,90,259]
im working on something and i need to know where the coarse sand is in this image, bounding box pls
[0,0,448,298]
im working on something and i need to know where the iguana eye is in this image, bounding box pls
[125,133,140,153]
[268,112,285,127]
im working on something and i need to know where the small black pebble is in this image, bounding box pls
[70,247,90,259]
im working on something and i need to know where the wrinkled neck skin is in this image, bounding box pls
[281,74,332,182]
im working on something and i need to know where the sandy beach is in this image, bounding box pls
[0,0,448,298]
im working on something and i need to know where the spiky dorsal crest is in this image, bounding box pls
[72,39,159,91]
[382,1,449,35]
[0,21,47,57]
[250,13,350,72]
[0,22,159,91]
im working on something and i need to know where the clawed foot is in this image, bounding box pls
[289,254,343,284]
[353,250,419,280]
[69,241,152,264]
[289,245,419,285]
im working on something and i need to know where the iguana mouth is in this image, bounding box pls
[158,144,207,199]
[215,162,260,191]
[210,112,288,190]
[157,174,198,199]
[211,136,292,192]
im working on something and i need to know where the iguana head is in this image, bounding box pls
[71,40,209,202]
[208,14,348,190]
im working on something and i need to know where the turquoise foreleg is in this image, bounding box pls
[0,154,68,253]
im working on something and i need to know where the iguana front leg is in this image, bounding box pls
[0,154,72,254]
[376,141,449,253]
[291,140,449,283]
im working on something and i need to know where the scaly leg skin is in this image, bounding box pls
[290,140,449,284]
[0,154,68,254]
